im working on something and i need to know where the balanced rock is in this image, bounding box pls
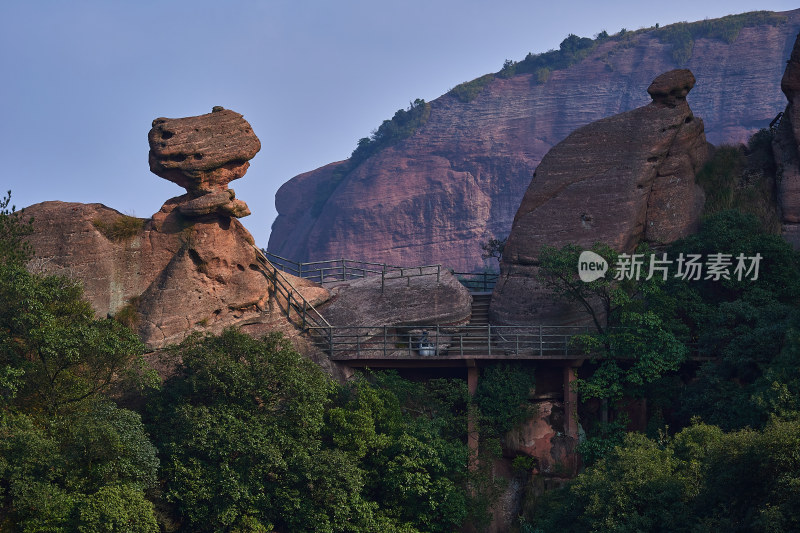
[148,107,260,218]
[491,69,711,326]
[647,69,695,107]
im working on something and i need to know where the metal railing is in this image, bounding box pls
[453,271,498,293]
[307,324,592,360]
[262,251,441,292]
[252,247,332,338]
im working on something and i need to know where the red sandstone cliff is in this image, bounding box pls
[269,10,800,271]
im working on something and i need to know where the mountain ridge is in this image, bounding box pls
[269,9,800,271]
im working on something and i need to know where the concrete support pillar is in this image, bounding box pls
[467,362,479,470]
[563,363,578,440]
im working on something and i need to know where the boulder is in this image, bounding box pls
[318,268,472,328]
[647,69,696,107]
[491,69,711,326]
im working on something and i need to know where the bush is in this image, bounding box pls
[449,74,494,103]
[93,214,145,241]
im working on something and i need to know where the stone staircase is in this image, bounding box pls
[469,293,491,326]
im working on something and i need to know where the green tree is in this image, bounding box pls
[537,242,687,402]
[0,263,150,414]
[530,419,800,532]
[0,190,33,266]
[665,211,800,430]
[0,403,159,532]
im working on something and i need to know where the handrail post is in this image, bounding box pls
[328,327,333,356]
[487,324,491,356]
[302,301,307,330]
[539,325,543,357]
[384,326,387,357]
[435,325,440,356]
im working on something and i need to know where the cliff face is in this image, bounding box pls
[269,10,800,271]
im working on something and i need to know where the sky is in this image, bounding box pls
[2,0,798,249]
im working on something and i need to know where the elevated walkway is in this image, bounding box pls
[258,251,590,366]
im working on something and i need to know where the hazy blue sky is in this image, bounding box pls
[2,0,797,248]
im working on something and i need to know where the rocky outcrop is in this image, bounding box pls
[269,10,800,271]
[25,108,324,354]
[490,69,711,326]
[774,32,800,247]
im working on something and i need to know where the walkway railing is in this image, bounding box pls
[263,251,503,294]
[308,324,592,360]
[253,247,332,338]
[453,272,498,293]
[262,251,441,292]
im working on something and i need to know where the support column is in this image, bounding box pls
[563,363,578,440]
[467,361,479,470]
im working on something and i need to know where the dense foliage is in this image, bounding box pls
[531,419,800,532]
[695,129,779,231]
[0,192,160,531]
[145,332,479,532]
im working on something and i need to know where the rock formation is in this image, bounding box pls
[773,32,800,247]
[490,69,711,326]
[25,108,322,355]
[268,10,800,271]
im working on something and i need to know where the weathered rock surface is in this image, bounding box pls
[774,32,800,247]
[149,107,260,218]
[269,10,800,271]
[318,268,472,328]
[504,401,577,476]
[23,200,311,350]
[490,69,710,326]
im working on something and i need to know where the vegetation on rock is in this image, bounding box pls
[93,213,145,241]
[653,11,787,64]
[312,99,430,216]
